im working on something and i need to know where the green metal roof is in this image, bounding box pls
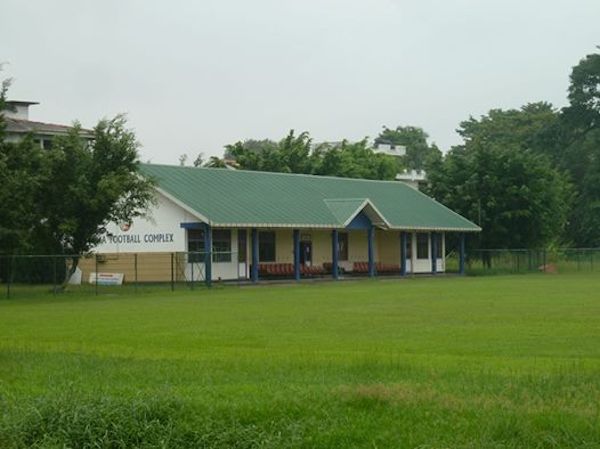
[139,164,481,232]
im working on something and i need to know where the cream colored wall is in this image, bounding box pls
[274,229,294,263]
[348,230,369,263]
[376,230,400,265]
[310,230,329,265]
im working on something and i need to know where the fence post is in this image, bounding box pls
[191,257,195,291]
[543,249,547,272]
[53,256,57,295]
[134,253,138,293]
[458,233,465,275]
[6,256,12,299]
[171,253,175,292]
[95,254,99,296]
[591,251,594,272]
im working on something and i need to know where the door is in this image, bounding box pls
[300,241,312,266]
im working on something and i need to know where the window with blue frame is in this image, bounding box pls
[416,233,429,259]
[212,229,232,262]
[187,229,205,263]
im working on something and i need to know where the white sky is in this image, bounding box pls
[2,0,599,163]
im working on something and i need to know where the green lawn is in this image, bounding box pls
[1,274,600,448]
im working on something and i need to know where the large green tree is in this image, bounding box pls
[457,102,559,156]
[33,116,155,280]
[1,83,155,284]
[226,130,397,180]
[557,49,600,246]
[312,139,397,180]
[0,80,49,255]
[427,141,571,250]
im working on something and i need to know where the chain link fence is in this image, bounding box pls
[445,248,600,275]
[0,252,242,299]
[1,248,598,298]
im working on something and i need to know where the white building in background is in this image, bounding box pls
[373,142,428,190]
[2,100,93,149]
[395,169,427,190]
[372,142,406,158]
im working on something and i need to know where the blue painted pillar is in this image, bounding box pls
[459,232,466,275]
[400,231,407,276]
[431,232,437,275]
[331,229,339,280]
[204,223,212,287]
[251,228,259,283]
[368,226,375,277]
[293,229,300,281]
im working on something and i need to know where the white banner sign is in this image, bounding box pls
[89,272,124,286]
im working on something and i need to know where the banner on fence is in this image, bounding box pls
[89,272,124,286]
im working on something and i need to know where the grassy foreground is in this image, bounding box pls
[1,274,599,448]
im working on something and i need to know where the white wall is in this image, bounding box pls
[95,191,197,253]
[409,232,445,273]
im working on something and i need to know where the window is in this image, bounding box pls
[259,231,276,262]
[416,233,429,259]
[212,229,231,262]
[406,233,412,260]
[42,139,53,150]
[238,230,247,263]
[188,229,205,263]
[337,232,348,261]
[188,228,232,263]
[434,233,443,259]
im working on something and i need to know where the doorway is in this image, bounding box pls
[300,241,312,266]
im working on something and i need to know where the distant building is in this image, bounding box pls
[2,100,93,149]
[372,142,406,158]
[395,169,427,190]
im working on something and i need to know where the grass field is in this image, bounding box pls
[1,274,600,448]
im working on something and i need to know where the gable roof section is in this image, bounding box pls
[324,198,390,228]
[139,164,481,232]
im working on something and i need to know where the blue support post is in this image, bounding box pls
[251,228,259,283]
[331,229,339,280]
[368,226,375,277]
[293,229,300,281]
[400,231,407,276]
[204,223,212,287]
[459,232,466,275]
[431,232,437,275]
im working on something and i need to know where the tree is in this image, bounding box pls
[427,142,571,251]
[557,49,600,246]
[312,139,397,180]
[0,78,50,255]
[193,152,205,167]
[375,125,441,170]
[34,116,155,285]
[457,102,559,156]
[225,130,397,180]
[203,156,227,168]
[226,131,312,173]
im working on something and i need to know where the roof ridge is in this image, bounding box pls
[323,198,368,202]
[139,163,412,186]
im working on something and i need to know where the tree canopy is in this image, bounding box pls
[225,130,398,180]
[426,141,571,250]
[0,81,155,268]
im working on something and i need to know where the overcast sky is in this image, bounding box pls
[2,0,599,163]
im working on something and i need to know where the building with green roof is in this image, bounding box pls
[92,164,480,283]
